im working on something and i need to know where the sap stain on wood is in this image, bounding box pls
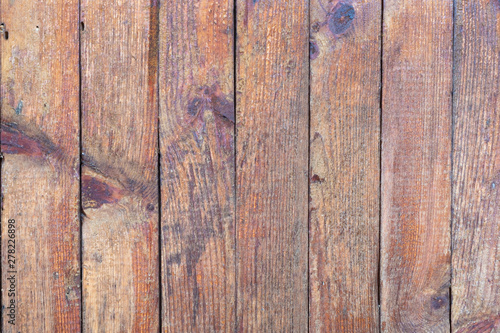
[1,122,61,160]
[81,175,125,209]
[455,315,500,333]
[187,83,234,123]
[81,153,157,204]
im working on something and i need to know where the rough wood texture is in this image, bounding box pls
[0,0,81,331]
[452,0,500,331]
[235,0,309,331]
[159,0,235,331]
[81,0,160,331]
[380,0,453,331]
[309,0,381,331]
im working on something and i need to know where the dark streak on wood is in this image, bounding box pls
[1,122,57,158]
[455,315,500,333]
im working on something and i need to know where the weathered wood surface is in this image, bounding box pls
[3,1,500,331]
[309,0,381,331]
[380,0,453,331]
[159,0,235,331]
[0,0,81,331]
[381,0,453,332]
[452,0,500,331]
[80,0,160,331]
[235,0,309,331]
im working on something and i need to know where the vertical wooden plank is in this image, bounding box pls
[452,0,500,331]
[235,0,309,331]
[309,0,381,331]
[0,0,81,331]
[380,0,453,331]
[159,0,235,331]
[81,0,159,331]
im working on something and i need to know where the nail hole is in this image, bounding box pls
[4,31,8,40]
[80,22,85,31]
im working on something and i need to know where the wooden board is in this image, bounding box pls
[0,0,81,331]
[309,0,381,331]
[158,0,235,331]
[380,0,453,331]
[451,0,500,331]
[235,0,309,331]
[80,0,160,331]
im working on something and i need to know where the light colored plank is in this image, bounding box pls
[159,0,236,331]
[0,0,81,331]
[80,1,160,331]
[452,0,500,331]
[380,0,453,331]
[309,0,381,331]
[235,0,309,331]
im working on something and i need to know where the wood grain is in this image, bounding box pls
[0,0,81,331]
[235,0,309,331]
[452,0,500,331]
[80,0,160,331]
[309,0,381,331]
[380,0,453,331]
[158,0,235,331]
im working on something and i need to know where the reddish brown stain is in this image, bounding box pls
[1,122,55,158]
[311,174,325,183]
[187,83,234,122]
[456,316,500,333]
[82,174,125,209]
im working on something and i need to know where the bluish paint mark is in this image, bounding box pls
[15,100,23,115]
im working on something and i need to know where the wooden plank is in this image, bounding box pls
[235,1,309,331]
[0,0,81,331]
[451,0,500,331]
[380,0,453,331]
[158,0,235,331]
[309,0,381,331]
[80,0,160,331]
